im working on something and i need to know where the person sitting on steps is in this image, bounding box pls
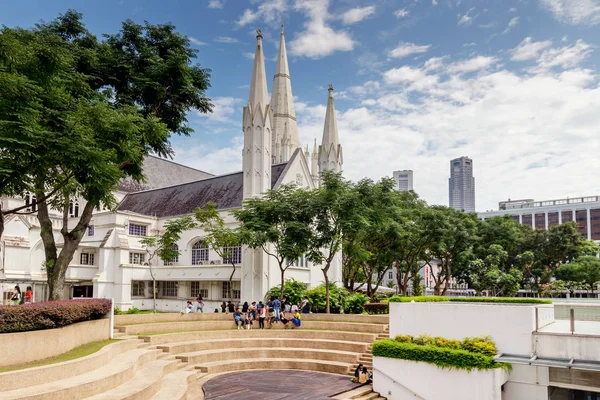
[352,364,363,383]
[358,366,372,384]
[233,308,244,329]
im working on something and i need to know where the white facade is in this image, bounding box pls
[449,156,475,212]
[0,28,344,311]
[479,195,600,242]
[392,170,413,192]
[378,301,600,399]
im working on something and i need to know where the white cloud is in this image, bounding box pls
[463,42,477,47]
[535,39,593,70]
[208,0,226,9]
[289,0,355,59]
[539,0,600,25]
[243,52,255,60]
[447,55,498,74]
[424,56,447,71]
[394,8,409,18]
[479,22,496,28]
[511,37,553,61]
[388,42,431,59]
[236,0,288,27]
[340,6,375,25]
[188,37,207,46]
[509,7,517,12]
[432,0,438,5]
[214,36,239,43]
[199,97,244,122]
[458,8,476,26]
[502,16,520,34]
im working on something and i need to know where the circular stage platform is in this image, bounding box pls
[202,369,358,400]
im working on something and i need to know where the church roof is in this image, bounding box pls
[117,163,288,218]
[118,156,214,193]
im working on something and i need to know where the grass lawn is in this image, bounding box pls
[0,339,119,373]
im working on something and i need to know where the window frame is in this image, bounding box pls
[80,252,94,265]
[159,281,178,298]
[222,245,242,264]
[191,240,209,265]
[131,281,146,297]
[129,252,146,265]
[88,225,95,236]
[128,223,148,237]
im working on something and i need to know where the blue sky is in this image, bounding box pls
[2,0,600,211]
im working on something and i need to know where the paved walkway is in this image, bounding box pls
[202,370,358,400]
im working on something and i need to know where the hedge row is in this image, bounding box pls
[372,339,509,371]
[0,299,112,334]
[394,334,497,357]
[365,303,389,314]
[387,296,551,304]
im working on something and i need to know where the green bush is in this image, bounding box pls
[126,307,140,314]
[392,334,497,356]
[388,296,551,304]
[461,336,497,357]
[394,334,413,343]
[114,307,122,315]
[365,303,389,314]
[372,339,508,371]
[306,283,349,313]
[265,279,308,306]
[345,292,369,314]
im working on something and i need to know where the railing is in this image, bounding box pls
[372,367,425,399]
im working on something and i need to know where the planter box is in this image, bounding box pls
[373,357,508,400]
[0,319,110,368]
[389,302,554,356]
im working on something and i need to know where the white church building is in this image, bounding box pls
[0,27,344,311]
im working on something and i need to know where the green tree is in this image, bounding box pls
[140,217,197,312]
[0,11,213,299]
[234,185,315,301]
[308,170,358,313]
[555,256,600,294]
[193,203,242,301]
[265,278,308,307]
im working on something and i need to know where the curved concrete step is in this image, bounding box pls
[0,339,139,392]
[142,329,378,345]
[194,357,351,375]
[159,337,368,355]
[178,347,359,365]
[150,370,205,400]
[0,348,161,400]
[120,320,386,335]
[333,385,375,399]
[84,358,181,400]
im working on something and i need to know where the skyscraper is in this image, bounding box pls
[393,170,413,192]
[449,157,475,212]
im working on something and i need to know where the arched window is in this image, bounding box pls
[222,246,242,264]
[69,202,73,216]
[191,241,209,265]
[164,244,179,265]
[74,203,79,218]
[31,195,37,212]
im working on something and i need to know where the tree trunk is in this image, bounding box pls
[279,260,286,300]
[229,262,236,302]
[36,185,95,300]
[324,268,330,313]
[0,204,4,242]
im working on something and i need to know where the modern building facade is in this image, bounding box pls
[392,170,413,192]
[449,156,475,212]
[0,27,344,310]
[479,195,600,242]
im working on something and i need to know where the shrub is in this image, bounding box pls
[306,283,349,313]
[388,296,551,305]
[126,307,140,314]
[394,334,413,343]
[345,292,369,314]
[265,278,308,306]
[461,336,497,357]
[412,334,435,346]
[114,307,122,315]
[365,303,389,314]
[392,334,497,356]
[0,299,112,334]
[372,339,508,371]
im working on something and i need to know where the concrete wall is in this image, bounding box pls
[373,357,507,400]
[0,319,110,367]
[389,302,554,355]
[534,332,600,360]
[502,364,549,400]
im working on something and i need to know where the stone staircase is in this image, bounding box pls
[0,313,389,400]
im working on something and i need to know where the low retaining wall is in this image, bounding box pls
[0,318,110,368]
[373,357,508,400]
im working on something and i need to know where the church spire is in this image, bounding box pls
[318,84,343,174]
[271,24,299,163]
[248,29,269,110]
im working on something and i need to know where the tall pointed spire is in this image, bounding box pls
[271,24,299,163]
[248,29,269,110]
[318,84,343,174]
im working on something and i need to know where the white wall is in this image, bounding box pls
[534,332,600,360]
[502,364,549,400]
[373,357,507,400]
[389,302,554,355]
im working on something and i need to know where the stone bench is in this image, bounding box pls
[178,347,359,365]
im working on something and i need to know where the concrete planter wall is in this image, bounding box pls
[0,318,110,368]
[389,302,554,355]
[373,357,508,400]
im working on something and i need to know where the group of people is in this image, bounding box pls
[9,286,33,305]
[230,297,302,330]
[352,363,373,384]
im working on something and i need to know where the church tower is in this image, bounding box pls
[243,29,273,199]
[318,85,343,174]
[271,25,299,163]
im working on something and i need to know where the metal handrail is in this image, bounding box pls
[372,366,426,399]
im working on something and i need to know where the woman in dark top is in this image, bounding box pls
[242,301,249,313]
[227,301,235,313]
[220,302,227,313]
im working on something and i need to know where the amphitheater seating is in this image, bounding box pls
[0,313,389,400]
